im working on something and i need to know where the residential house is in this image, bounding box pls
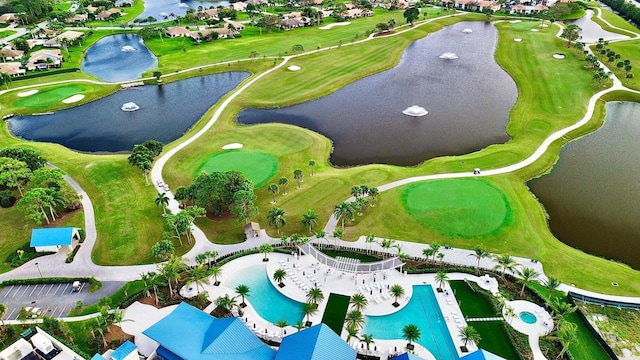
[224,19,246,30]
[198,8,219,20]
[280,17,307,29]
[0,62,26,76]
[344,8,373,19]
[44,30,84,47]
[475,0,501,11]
[0,45,24,60]
[208,25,240,39]
[29,227,78,252]
[65,13,88,23]
[95,8,122,20]
[31,27,57,39]
[510,4,547,14]
[86,5,99,14]
[455,0,476,10]
[166,26,192,37]
[232,2,248,11]
[0,13,17,23]
[246,0,269,5]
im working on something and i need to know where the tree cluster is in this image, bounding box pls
[127,140,163,185]
[598,0,640,27]
[175,171,257,220]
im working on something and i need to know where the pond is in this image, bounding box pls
[528,102,640,270]
[82,34,158,82]
[138,0,230,23]
[568,10,629,43]
[8,72,250,152]
[237,21,517,166]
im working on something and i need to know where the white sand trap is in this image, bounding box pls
[62,94,85,103]
[510,20,521,23]
[222,143,243,149]
[553,54,565,59]
[288,65,301,71]
[319,22,351,30]
[18,89,38,97]
[531,28,539,32]
[514,38,522,42]
[540,24,548,28]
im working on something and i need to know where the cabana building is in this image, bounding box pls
[30,227,79,252]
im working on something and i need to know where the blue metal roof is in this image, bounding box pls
[30,227,75,247]
[110,340,137,360]
[390,352,427,360]
[460,349,507,360]
[275,324,356,360]
[143,302,275,360]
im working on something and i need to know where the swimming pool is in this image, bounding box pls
[224,264,303,325]
[364,285,459,360]
[519,311,537,324]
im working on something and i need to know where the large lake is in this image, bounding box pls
[138,0,230,22]
[82,34,158,83]
[237,21,518,166]
[529,102,640,269]
[8,72,249,152]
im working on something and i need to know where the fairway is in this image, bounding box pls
[15,85,86,109]
[402,178,512,238]
[196,150,278,188]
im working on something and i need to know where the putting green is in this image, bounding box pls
[402,178,513,238]
[15,85,86,109]
[197,150,278,188]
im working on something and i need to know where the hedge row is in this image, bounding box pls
[12,68,80,81]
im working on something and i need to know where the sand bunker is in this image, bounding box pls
[62,94,85,103]
[18,89,39,97]
[288,65,301,71]
[320,22,351,30]
[222,143,244,150]
[531,28,539,32]
[510,20,521,23]
[514,38,522,42]
[553,54,565,59]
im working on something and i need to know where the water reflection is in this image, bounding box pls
[82,34,158,82]
[569,9,629,43]
[138,0,230,22]
[237,22,517,166]
[528,102,640,269]
[8,72,249,152]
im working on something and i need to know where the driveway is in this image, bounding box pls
[0,281,124,320]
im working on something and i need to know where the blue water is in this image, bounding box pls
[138,0,230,23]
[519,311,537,324]
[82,34,157,82]
[364,285,458,360]
[224,264,303,325]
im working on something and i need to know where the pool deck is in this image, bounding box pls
[197,252,496,360]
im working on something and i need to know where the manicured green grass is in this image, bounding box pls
[603,39,640,91]
[449,281,498,318]
[321,293,350,335]
[402,179,513,238]
[469,321,522,360]
[597,8,640,35]
[0,29,16,38]
[14,85,86,109]
[197,150,278,188]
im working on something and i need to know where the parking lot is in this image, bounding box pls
[0,281,124,320]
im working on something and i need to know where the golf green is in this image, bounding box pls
[15,85,86,109]
[196,150,278,188]
[402,178,512,238]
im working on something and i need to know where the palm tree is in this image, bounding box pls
[402,324,421,348]
[360,333,375,353]
[345,324,359,345]
[550,298,577,330]
[302,302,317,326]
[268,183,278,203]
[278,177,289,195]
[429,243,441,262]
[390,284,405,307]
[516,267,540,297]
[293,169,303,189]
[259,242,273,261]
[354,197,369,215]
[155,192,170,217]
[344,310,364,330]
[301,209,318,234]
[333,201,354,231]
[435,271,449,292]
[493,254,519,280]
[267,207,286,235]
[350,293,368,312]
[368,187,379,206]
[235,284,251,307]
[308,160,316,176]
[365,233,376,253]
[469,246,491,274]
[332,229,343,246]
[195,253,207,266]
[210,266,222,286]
[0,72,11,90]
[544,276,561,299]
[214,294,238,314]
[157,256,186,298]
[276,319,288,337]
[504,305,516,324]
[205,250,219,267]
[422,248,434,263]
[273,268,287,287]
[458,326,481,349]
[306,287,324,307]
[351,185,362,198]
[553,322,578,359]
[315,230,327,247]
[187,265,210,294]
[379,238,396,258]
